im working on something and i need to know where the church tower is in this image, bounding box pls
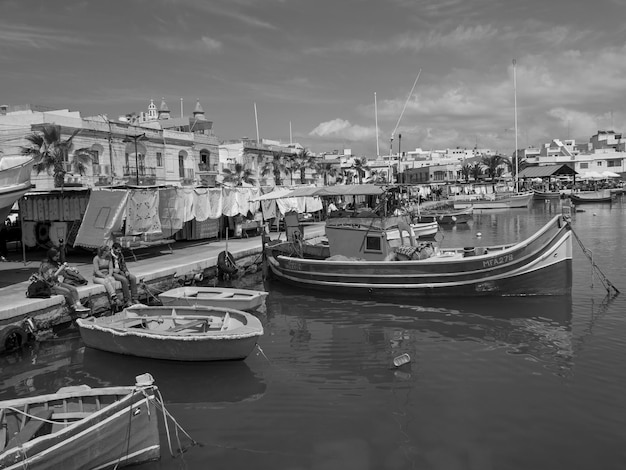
[158,98,171,120]
[146,99,158,121]
[193,99,206,120]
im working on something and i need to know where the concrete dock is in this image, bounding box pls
[0,223,326,351]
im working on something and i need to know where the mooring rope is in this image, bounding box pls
[570,226,620,295]
[153,389,201,457]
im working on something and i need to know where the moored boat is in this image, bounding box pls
[415,206,473,224]
[0,373,160,469]
[452,191,534,210]
[0,156,34,223]
[76,305,264,361]
[569,190,614,203]
[409,220,439,238]
[158,286,268,311]
[263,213,573,297]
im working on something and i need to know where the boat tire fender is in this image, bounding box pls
[36,222,50,244]
[0,325,28,353]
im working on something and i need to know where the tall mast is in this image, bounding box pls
[375,92,380,158]
[513,59,519,192]
[254,102,260,144]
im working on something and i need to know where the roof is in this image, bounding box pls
[517,164,576,179]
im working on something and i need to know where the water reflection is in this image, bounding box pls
[0,327,267,405]
[265,283,575,378]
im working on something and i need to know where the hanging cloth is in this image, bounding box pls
[125,189,162,235]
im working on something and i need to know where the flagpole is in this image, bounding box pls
[254,103,260,144]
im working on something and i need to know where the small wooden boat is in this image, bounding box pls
[76,305,264,361]
[533,189,563,199]
[158,286,268,311]
[452,192,534,209]
[415,206,473,224]
[569,190,614,203]
[0,156,34,223]
[409,220,439,238]
[0,373,160,469]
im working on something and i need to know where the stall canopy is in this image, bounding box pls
[517,164,576,179]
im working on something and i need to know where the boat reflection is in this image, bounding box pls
[81,347,267,405]
[266,283,574,376]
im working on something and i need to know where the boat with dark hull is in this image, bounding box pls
[569,190,614,204]
[263,214,572,298]
[415,206,473,224]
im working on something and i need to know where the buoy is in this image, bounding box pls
[393,353,411,367]
[0,325,27,353]
[476,232,482,237]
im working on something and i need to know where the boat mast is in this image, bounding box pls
[375,92,380,158]
[513,59,519,192]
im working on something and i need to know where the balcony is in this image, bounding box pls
[123,165,156,178]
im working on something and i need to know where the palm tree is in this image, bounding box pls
[481,155,510,181]
[470,161,483,181]
[261,152,290,186]
[460,163,472,182]
[318,162,339,186]
[351,157,368,184]
[222,163,257,186]
[21,124,91,188]
[292,148,318,184]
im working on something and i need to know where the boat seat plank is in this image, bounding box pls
[51,411,93,420]
[197,292,235,299]
[0,428,6,452]
[166,319,208,332]
[5,409,53,451]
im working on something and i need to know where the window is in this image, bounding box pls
[125,152,129,167]
[596,161,603,167]
[156,152,163,167]
[91,150,100,164]
[580,163,588,169]
[365,236,382,252]
[607,159,621,167]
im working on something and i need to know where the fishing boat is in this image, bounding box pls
[158,286,268,312]
[569,190,614,204]
[452,191,534,210]
[76,305,264,361]
[263,212,573,297]
[0,373,160,469]
[533,189,563,200]
[0,156,34,223]
[415,206,473,224]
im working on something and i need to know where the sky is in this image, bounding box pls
[2,0,626,158]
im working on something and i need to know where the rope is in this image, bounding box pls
[1,406,58,425]
[570,226,620,295]
[153,389,201,457]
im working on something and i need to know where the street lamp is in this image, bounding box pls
[122,133,148,185]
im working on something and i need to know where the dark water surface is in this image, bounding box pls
[1,197,625,469]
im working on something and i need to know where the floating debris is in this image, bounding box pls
[393,353,411,367]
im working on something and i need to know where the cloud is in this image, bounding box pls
[309,119,375,141]
[147,35,223,53]
[0,22,91,49]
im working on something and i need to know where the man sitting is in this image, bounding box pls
[111,242,139,307]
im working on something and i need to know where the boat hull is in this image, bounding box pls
[569,190,614,203]
[77,306,263,361]
[416,208,473,224]
[0,385,160,470]
[158,286,268,311]
[453,193,533,209]
[265,215,572,297]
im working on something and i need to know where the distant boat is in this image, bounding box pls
[533,189,562,199]
[76,305,264,361]
[452,192,533,210]
[0,373,161,469]
[415,206,473,224]
[570,190,614,204]
[0,156,34,223]
[158,286,268,312]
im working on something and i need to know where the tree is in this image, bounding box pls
[460,163,472,182]
[21,124,91,188]
[261,152,290,186]
[222,162,257,186]
[481,155,510,180]
[292,148,318,184]
[470,161,483,181]
[318,162,339,186]
[351,157,368,184]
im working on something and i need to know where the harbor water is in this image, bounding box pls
[1,196,625,469]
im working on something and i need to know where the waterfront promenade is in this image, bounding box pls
[0,223,326,330]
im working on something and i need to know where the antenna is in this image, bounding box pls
[289,121,293,145]
[254,103,260,144]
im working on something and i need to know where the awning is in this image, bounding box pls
[517,164,576,179]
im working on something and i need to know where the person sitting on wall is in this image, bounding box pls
[39,247,89,313]
[92,245,119,307]
[111,242,139,307]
